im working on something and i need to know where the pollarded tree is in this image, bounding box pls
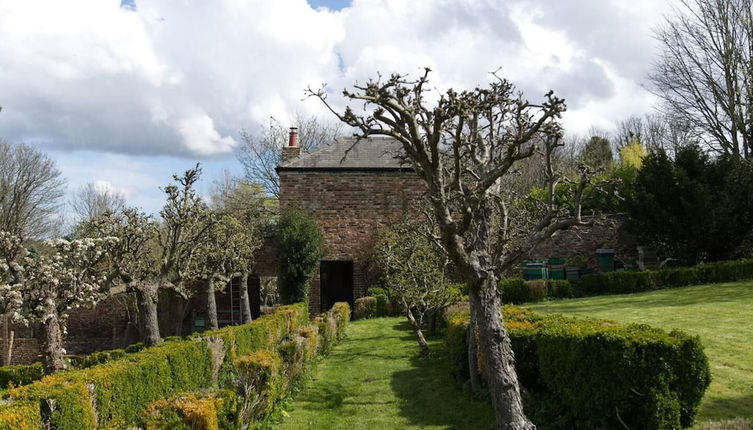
[375,219,460,355]
[92,166,215,346]
[210,175,268,323]
[310,69,596,430]
[189,213,249,330]
[18,236,117,373]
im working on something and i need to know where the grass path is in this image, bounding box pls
[528,281,753,423]
[274,317,495,430]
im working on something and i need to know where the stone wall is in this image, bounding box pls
[278,169,425,315]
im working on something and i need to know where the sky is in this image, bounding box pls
[0,0,674,217]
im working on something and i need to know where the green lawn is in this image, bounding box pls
[527,281,753,423]
[274,317,495,430]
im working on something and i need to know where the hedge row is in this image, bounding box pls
[0,302,350,430]
[498,278,573,304]
[580,258,753,295]
[141,302,350,430]
[445,306,711,430]
[0,363,44,390]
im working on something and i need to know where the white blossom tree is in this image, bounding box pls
[0,231,25,365]
[18,237,117,373]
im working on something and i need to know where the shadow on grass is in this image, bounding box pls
[389,322,496,430]
[698,392,753,424]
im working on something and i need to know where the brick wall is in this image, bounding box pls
[278,169,425,315]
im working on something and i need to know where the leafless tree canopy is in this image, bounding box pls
[309,69,599,430]
[650,0,753,157]
[237,114,342,197]
[0,140,66,239]
[70,182,126,225]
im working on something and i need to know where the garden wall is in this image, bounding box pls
[0,302,350,430]
[445,306,710,430]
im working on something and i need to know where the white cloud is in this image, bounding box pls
[0,0,677,209]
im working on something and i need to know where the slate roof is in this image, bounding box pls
[277,137,412,171]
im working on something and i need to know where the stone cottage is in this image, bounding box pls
[275,128,425,315]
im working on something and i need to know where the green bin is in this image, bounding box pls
[596,248,615,273]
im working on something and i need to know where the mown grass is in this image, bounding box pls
[528,281,753,425]
[274,317,495,430]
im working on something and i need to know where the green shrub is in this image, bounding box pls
[374,294,392,316]
[354,296,377,319]
[0,362,44,389]
[445,306,710,429]
[0,303,348,430]
[0,400,42,430]
[125,342,145,354]
[234,350,283,420]
[277,207,325,304]
[498,278,528,303]
[546,280,573,298]
[580,259,753,296]
[366,287,387,297]
[524,280,548,302]
[141,389,240,430]
[69,348,127,369]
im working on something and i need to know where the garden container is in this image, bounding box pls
[596,248,615,273]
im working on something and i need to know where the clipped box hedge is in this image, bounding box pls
[580,258,753,295]
[141,389,240,430]
[0,302,350,430]
[445,306,711,430]
[0,363,44,390]
[498,278,573,304]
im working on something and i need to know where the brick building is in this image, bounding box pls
[276,130,425,315]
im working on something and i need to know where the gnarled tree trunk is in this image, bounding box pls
[469,277,534,430]
[206,277,219,331]
[467,302,481,393]
[136,284,162,347]
[42,304,66,373]
[239,272,252,324]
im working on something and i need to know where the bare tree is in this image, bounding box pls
[237,114,342,197]
[70,182,126,225]
[310,69,597,430]
[650,0,753,157]
[0,141,66,239]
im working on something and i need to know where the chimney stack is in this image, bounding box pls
[282,127,301,163]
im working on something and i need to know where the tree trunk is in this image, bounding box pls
[206,277,219,331]
[239,272,253,324]
[468,303,481,393]
[406,308,429,356]
[136,284,162,347]
[2,314,14,366]
[42,305,66,373]
[469,277,534,430]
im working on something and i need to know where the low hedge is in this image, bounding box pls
[580,258,753,295]
[141,389,240,430]
[354,297,377,319]
[0,363,44,390]
[0,400,42,430]
[498,278,573,304]
[142,303,350,429]
[445,306,711,429]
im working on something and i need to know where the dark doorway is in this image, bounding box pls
[320,260,354,312]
